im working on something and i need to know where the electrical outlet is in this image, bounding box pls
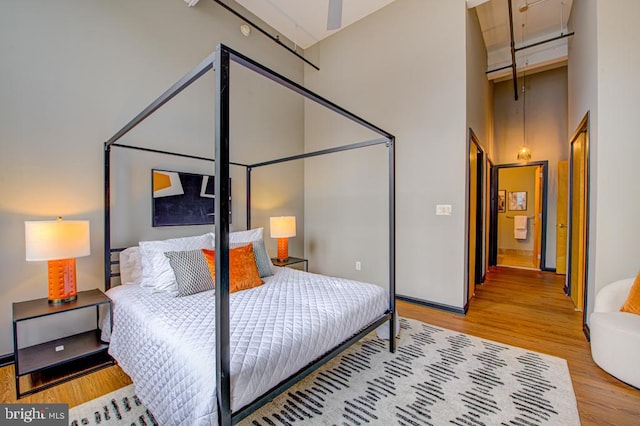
[436,204,452,216]
[355,261,362,271]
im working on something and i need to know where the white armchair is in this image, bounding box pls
[590,277,640,388]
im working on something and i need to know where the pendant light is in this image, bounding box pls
[517,72,532,162]
[517,22,532,162]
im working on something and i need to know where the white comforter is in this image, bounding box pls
[106,266,388,425]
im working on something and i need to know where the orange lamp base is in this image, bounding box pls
[276,237,289,262]
[47,258,78,304]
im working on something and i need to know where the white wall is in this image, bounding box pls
[494,67,568,269]
[466,6,493,281]
[594,0,640,291]
[0,0,304,355]
[567,0,598,318]
[466,7,493,153]
[569,0,640,322]
[304,0,469,309]
[592,1,639,320]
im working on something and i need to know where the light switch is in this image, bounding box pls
[436,204,452,216]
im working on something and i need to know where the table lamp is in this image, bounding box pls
[270,216,296,262]
[25,217,91,304]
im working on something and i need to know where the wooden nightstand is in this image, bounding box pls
[12,289,114,398]
[271,256,308,272]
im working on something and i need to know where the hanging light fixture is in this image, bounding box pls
[517,74,532,162]
[517,22,532,162]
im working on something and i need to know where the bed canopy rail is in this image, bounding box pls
[104,44,395,425]
[104,53,216,148]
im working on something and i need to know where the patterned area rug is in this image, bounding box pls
[69,318,580,425]
[68,387,156,426]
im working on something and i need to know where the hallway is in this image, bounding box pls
[398,267,640,425]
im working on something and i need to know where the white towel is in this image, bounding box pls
[514,215,528,239]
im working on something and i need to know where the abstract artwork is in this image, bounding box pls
[508,191,527,211]
[152,169,230,227]
[498,190,506,213]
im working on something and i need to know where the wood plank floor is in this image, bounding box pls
[497,252,538,269]
[1,266,638,425]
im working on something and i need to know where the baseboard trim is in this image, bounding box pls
[0,353,14,367]
[583,323,590,342]
[542,267,557,273]
[396,295,467,315]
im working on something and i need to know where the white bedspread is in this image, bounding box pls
[106,266,388,425]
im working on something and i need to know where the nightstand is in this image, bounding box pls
[12,289,114,398]
[271,256,308,272]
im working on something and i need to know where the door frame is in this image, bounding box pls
[489,159,498,266]
[489,160,549,270]
[466,129,486,304]
[482,158,498,274]
[567,112,591,339]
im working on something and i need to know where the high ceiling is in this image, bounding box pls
[234,0,397,49]
[203,0,573,77]
[473,0,573,79]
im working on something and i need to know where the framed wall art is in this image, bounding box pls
[498,190,506,213]
[508,191,527,211]
[152,169,231,227]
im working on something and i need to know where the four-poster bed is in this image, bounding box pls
[103,44,396,425]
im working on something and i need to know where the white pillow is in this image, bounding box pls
[231,227,263,243]
[139,233,214,293]
[209,227,264,244]
[119,246,142,285]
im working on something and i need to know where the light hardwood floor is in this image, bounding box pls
[1,267,638,425]
[497,252,538,269]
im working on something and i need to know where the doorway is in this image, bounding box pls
[490,161,548,270]
[556,160,568,275]
[467,129,485,304]
[567,113,590,320]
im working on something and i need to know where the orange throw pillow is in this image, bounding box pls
[202,244,264,293]
[620,272,640,314]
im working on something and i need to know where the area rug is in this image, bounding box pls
[68,386,156,426]
[69,318,580,425]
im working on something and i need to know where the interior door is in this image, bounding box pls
[489,164,498,267]
[533,165,543,268]
[556,161,568,275]
[468,130,484,302]
[569,122,589,311]
[468,142,478,301]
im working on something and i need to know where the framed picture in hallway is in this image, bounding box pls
[498,190,506,212]
[508,191,527,211]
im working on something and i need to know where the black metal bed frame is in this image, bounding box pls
[103,44,396,425]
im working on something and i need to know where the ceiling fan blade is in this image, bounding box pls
[327,0,343,30]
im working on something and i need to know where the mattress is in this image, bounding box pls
[106,266,389,425]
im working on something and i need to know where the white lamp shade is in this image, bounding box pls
[25,220,91,261]
[270,216,296,238]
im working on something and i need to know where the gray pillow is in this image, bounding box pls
[165,249,214,297]
[230,239,273,278]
